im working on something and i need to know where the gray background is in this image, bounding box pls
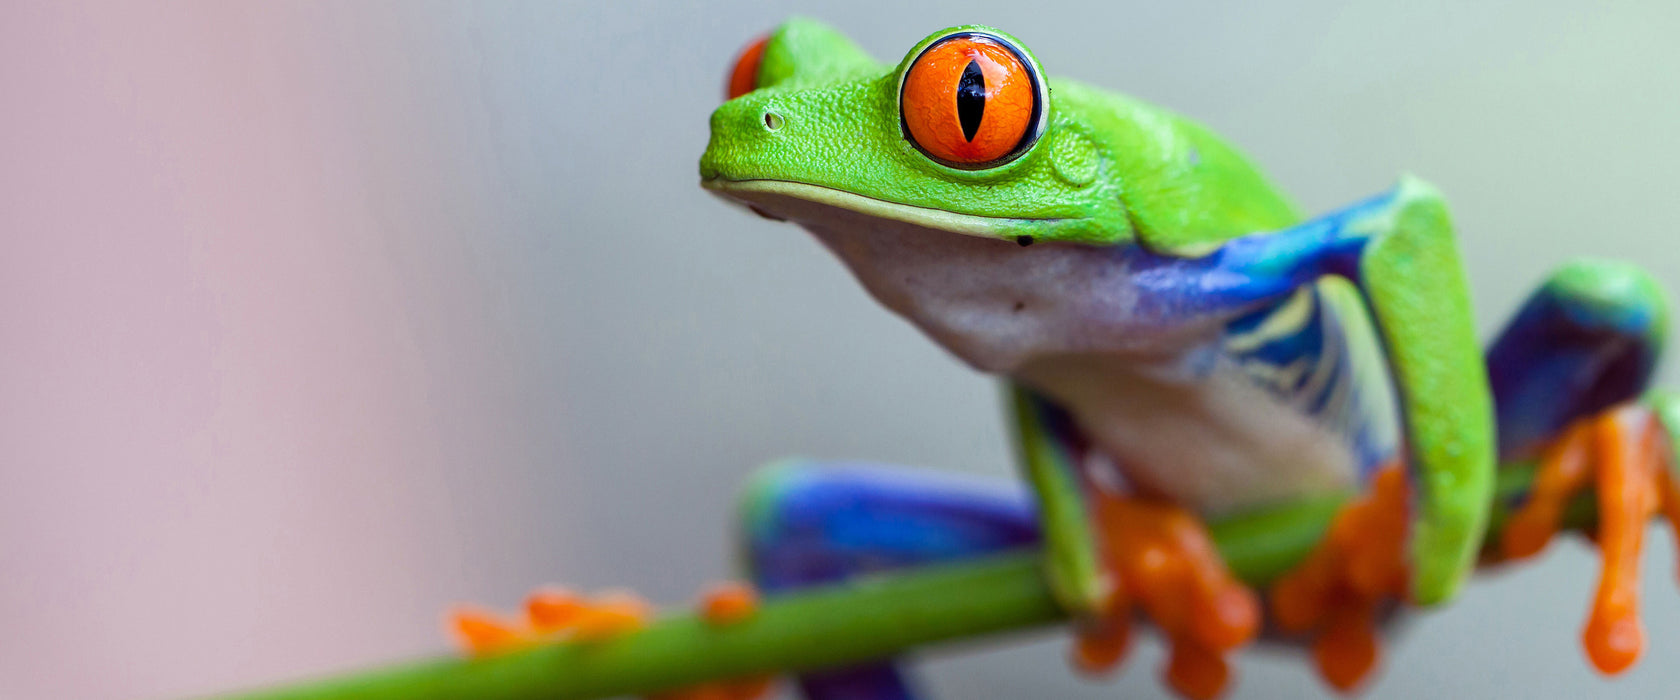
[6,2,1680,699]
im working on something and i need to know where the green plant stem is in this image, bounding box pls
[211,553,1063,700]
[208,459,1604,700]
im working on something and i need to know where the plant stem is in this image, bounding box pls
[206,458,1601,700]
[211,553,1063,700]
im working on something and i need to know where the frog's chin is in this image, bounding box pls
[702,177,1046,242]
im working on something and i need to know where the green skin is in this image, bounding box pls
[703,18,1495,610]
[703,21,1298,252]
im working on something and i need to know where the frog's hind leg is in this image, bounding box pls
[1269,261,1674,690]
[1488,259,1679,674]
[1487,259,1669,462]
[741,460,1041,700]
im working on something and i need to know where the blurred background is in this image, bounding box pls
[4,1,1680,698]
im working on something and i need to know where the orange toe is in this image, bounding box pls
[525,587,585,633]
[641,584,772,700]
[1070,618,1131,676]
[1070,491,1258,699]
[452,583,771,700]
[1191,582,1261,652]
[1500,423,1592,560]
[1313,603,1378,693]
[572,590,653,641]
[450,607,526,656]
[1579,406,1662,674]
[1268,461,1408,693]
[1164,636,1230,700]
[1583,611,1644,675]
[1502,404,1675,676]
[699,581,759,626]
[450,586,652,657]
[1270,552,1335,633]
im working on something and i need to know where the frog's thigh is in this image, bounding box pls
[1487,259,1668,460]
[738,460,1040,590]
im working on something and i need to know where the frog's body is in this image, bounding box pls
[789,193,1402,514]
[696,18,1677,700]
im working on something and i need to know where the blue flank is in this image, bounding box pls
[1220,283,1401,479]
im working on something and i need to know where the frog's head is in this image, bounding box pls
[700,19,1182,372]
[700,18,1131,247]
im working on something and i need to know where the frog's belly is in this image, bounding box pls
[1020,354,1363,515]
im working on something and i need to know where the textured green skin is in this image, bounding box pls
[702,18,1299,249]
[1008,387,1106,615]
[1352,178,1494,604]
[704,18,1496,608]
[1550,258,1672,347]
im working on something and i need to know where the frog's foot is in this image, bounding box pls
[650,582,776,700]
[1072,494,1261,700]
[1268,462,1408,694]
[450,587,654,656]
[1499,403,1680,675]
[451,582,774,700]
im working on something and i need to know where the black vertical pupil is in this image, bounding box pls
[956,60,986,142]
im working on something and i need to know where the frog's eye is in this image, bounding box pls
[725,35,769,100]
[899,31,1045,168]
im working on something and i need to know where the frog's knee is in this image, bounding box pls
[1389,174,1452,226]
[1540,259,1670,344]
[737,459,818,544]
[1490,260,1670,458]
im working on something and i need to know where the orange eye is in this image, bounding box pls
[900,32,1044,168]
[725,35,769,100]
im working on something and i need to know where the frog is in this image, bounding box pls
[456,17,1680,700]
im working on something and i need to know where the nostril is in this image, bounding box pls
[762,112,784,131]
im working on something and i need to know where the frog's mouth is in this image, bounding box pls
[702,177,1057,241]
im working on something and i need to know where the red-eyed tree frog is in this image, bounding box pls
[455,18,1680,700]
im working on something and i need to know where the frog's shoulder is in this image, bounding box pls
[1048,78,1303,256]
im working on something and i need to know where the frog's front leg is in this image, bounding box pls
[1249,179,1495,692]
[1014,389,1260,700]
[1037,179,1494,696]
[741,460,1041,700]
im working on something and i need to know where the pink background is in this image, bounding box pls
[2,4,566,697]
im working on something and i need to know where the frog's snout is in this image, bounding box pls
[700,94,786,181]
[709,94,785,140]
